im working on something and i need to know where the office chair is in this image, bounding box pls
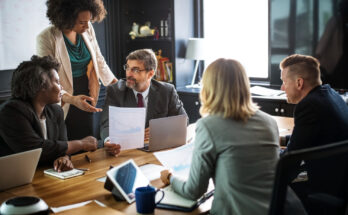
[269,139,348,215]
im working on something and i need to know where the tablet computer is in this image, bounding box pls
[105,159,149,203]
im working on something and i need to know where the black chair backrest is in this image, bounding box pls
[269,139,348,215]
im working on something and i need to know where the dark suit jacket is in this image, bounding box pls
[285,84,348,197]
[0,99,68,164]
[99,79,188,141]
[287,84,348,151]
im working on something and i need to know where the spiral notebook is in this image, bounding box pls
[44,168,84,180]
[156,186,214,212]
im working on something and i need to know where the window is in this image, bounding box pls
[203,0,269,79]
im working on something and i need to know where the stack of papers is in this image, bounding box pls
[250,86,285,97]
[154,143,194,179]
[139,164,166,181]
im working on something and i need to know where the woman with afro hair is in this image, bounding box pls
[37,0,117,141]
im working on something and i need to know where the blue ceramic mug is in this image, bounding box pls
[135,186,164,214]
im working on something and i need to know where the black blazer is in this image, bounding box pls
[99,79,188,141]
[0,99,68,164]
[287,84,348,151]
[286,84,348,197]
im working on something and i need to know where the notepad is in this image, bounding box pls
[44,168,84,180]
[158,186,197,208]
[156,185,215,212]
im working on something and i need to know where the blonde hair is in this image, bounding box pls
[200,58,258,121]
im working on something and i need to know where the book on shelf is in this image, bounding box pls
[164,61,173,82]
[155,49,173,82]
[157,57,169,81]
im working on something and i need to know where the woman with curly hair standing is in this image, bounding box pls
[37,0,117,141]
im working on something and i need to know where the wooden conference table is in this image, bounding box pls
[0,116,294,214]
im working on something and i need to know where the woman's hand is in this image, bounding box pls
[80,136,98,152]
[110,78,118,85]
[104,141,121,156]
[160,170,172,186]
[53,155,74,172]
[72,95,102,112]
[62,92,102,112]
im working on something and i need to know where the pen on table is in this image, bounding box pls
[85,154,91,163]
[75,168,89,171]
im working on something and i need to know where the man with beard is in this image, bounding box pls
[99,49,187,155]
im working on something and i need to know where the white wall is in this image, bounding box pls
[0,0,49,70]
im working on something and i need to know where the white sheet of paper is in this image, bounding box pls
[96,176,107,183]
[50,200,106,213]
[109,106,146,150]
[250,86,284,96]
[139,164,166,181]
[154,143,194,179]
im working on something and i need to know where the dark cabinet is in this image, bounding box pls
[178,91,201,123]
[252,97,295,117]
[177,88,295,122]
[108,0,195,85]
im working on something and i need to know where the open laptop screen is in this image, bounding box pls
[0,148,42,191]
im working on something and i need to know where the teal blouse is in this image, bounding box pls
[63,34,91,78]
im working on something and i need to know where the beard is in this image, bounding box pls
[126,76,138,89]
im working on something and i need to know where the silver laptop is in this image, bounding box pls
[0,148,42,191]
[140,115,187,152]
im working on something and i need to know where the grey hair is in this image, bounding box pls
[126,49,157,72]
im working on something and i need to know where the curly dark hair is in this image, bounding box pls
[46,0,107,30]
[11,55,60,101]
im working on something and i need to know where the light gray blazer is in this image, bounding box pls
[36,23,116,118]
[171,110,279,215]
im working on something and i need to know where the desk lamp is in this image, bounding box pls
[185,38,206,88]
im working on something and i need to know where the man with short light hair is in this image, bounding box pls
[280,54,322,105]
[280,54,348,213]
[280,54,348,151]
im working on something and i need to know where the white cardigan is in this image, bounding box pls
[36,22,115,118]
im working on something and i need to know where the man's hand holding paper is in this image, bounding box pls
[104,141,121,156]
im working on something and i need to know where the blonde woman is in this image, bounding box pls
[160,58,280,215]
